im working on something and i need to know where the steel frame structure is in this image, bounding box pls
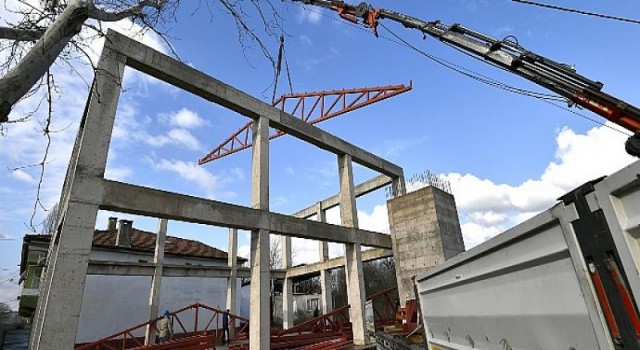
[76,303,249,349]
[198,82,412,165]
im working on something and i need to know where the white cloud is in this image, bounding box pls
[155,159,219,188]
[165,108,205,129]
[292,238,321,266]
[299,35,313,47]
[166,129,201,150]
[141,128,201,150]
[104,167,133,181]
[238,245,250,261]
[10,169,36,184]
[357,204,390,233]
[460,222,502,250]
[297,46,340,71]
[151,158,239,200]
[297,6,322,24]
[378,137,428,159]
[445,123,635,250]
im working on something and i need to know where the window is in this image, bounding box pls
[306,298,319,312]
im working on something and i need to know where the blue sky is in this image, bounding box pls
[1,0,638,308]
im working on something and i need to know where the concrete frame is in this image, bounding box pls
[30,29,404,349]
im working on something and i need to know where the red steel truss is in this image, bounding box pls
[75,303,249,350]
[198,81,412,165]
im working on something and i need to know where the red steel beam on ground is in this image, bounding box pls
[198,81,412,165]
[75,303,249,350]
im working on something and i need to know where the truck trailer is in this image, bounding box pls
[415,160,640,350]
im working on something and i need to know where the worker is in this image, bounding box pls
[222,309,230,343]
[158,310,173,343]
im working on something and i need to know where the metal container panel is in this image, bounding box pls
[415,205,612,350]
[594,160,640,308]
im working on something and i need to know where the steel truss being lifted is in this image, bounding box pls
[198,82,412,165]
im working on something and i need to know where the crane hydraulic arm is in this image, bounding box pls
[295,0,640,157]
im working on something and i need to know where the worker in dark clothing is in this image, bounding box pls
[222,309,230,343]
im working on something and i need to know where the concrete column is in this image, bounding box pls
[145,219,168,345]
[387,186,465,304]
[31,46,126,350]
[226,228,238,338]
[338,154,367,346]
[317,202,332,315]
[249,116,270,350]
[281,235,293,328]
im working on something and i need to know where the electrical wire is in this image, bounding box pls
[379,23,632,136]
[290,1,564,101]
[512,0,640,26]
[289,2,631,134]
[379,22,564,100]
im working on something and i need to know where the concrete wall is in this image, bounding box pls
[387,186,465,303]
[75,250,248,343]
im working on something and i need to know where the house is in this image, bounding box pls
[271,278,325,325]
[18,218,248,343]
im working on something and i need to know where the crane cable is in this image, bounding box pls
[271,35,295,104]
[378,22,632,136]
[288,1,631,135]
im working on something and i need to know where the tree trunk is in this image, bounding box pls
[0,0,90,122]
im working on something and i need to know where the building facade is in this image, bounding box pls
[19,218,248,343]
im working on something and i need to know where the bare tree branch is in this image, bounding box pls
[86,0,163,22]
[0,27,45,41]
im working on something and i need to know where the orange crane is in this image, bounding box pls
[292,0,640,157]
[198,82,412,165]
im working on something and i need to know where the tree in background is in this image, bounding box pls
[40,203,59,235]
[331,257,398,310]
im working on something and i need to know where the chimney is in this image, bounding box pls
[107,217,118,231]
[116,219,133,248]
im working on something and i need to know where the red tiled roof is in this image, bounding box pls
[93,228,236,261]
[24,230,244,262]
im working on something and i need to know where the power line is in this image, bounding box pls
[379,23,632,136]
[290,2,562,100]
[512,0,640,25]
[289,1,630,134]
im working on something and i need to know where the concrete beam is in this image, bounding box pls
[98,180,392,249]
[86,261,286,279]
[104,30,403,178]
[286,248,393,279]
[292,175,392,219]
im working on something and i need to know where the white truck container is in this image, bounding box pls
[415,160,640,350]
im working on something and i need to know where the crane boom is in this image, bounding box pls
[295,0,640,156]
